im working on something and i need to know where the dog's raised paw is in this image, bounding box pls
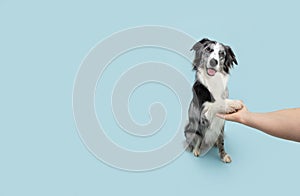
[225,100,243,114]
[222,154,232,163]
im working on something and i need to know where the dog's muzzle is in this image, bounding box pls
[210,59,218,67]
[207,59,218,76]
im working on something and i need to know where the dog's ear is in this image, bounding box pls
[190,38,211,70]
[190,38,211,51]
[224,45,238,73]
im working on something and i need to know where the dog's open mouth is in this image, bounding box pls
[207,68,217,76]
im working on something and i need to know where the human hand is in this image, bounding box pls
[217,101,249,123]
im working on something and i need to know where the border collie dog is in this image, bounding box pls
[184,38,243,163]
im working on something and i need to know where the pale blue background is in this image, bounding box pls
[1,0,300,195]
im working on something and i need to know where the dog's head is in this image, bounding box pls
[191,38,238,76]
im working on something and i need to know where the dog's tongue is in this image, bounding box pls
[207,68,216,76]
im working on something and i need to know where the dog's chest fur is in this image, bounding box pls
[196,70,229,154]
[197,70,229,100]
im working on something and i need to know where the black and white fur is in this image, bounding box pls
[184,38,242,163]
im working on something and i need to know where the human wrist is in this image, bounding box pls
[239,110,250,124]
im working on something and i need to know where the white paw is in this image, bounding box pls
[222,154,232,163]
[225,100,243,114]
[193,148,200,157]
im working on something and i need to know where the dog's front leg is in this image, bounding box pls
[200,101,215,127]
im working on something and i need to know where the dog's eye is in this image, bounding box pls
[219,51,225,58]
[205,47,213,53]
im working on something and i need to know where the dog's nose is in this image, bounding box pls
[210,59,218,67]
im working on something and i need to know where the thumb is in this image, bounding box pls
[216,113,226,119]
